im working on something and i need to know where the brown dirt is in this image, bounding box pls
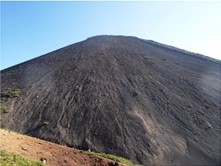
[0,129,123,166]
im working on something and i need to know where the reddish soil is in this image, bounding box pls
[0,129,123,166]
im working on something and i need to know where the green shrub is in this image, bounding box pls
[0,97,8,103]
[0,106,8,113]
[0,150,44,166]
[0,88,21,99]
[0,92,10,98]
[9,89,21,97]
[42,121,49,125]
[0,88,21,113]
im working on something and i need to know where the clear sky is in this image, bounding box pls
[1,1,221,70]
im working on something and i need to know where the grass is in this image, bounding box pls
[0,150,44,166]
[86,151,143,166]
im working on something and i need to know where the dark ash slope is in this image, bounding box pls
[1,36,221,165]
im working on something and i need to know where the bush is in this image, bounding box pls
[0,92,10,98]
[42,121,49,125]
[0,88,21,99]
[0,106,8,113]
[0,88,21,114]
[9,89,21,97]
[0,97,8,103]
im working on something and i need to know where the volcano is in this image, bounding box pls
[1,35,220,165]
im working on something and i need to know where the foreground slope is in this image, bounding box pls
[1,35,221,165]
[0,129,125,166]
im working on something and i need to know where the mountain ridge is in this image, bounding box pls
[1,35,220,165]
[2,35,220,71]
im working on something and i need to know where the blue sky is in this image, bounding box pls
[1,1,221,70]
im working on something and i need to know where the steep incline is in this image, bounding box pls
[1,36,221,165]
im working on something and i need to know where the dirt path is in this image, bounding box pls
[0,129,122,166]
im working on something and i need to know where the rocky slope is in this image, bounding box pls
[1,35,221,165]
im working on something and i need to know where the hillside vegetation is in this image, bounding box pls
[0,150,44,166]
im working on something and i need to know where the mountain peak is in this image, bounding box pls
[1,36,220,165]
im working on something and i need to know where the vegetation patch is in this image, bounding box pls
[42,121,49,125]
[0,106,8,113]
[0,88,21,113]
[0,150,44,166]
[86,151,143,166]
[1,88,21,99]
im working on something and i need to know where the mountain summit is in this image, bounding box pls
[1,35,220,165]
